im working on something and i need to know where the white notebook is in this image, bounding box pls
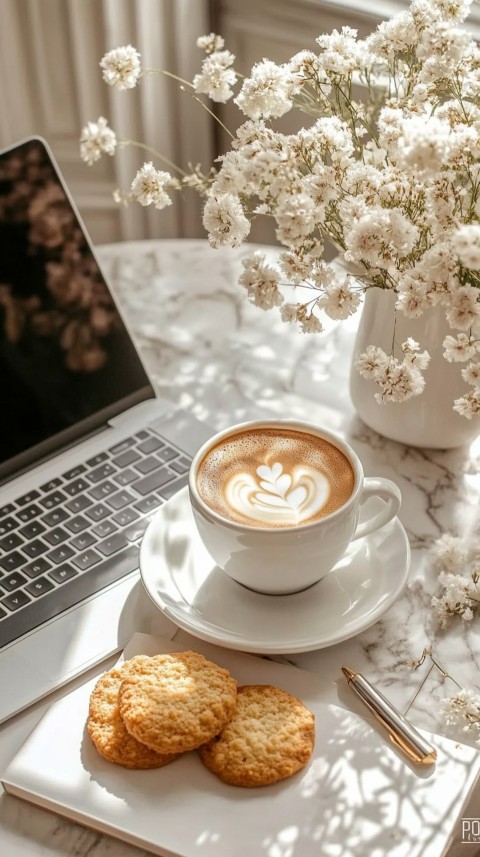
[2,631,480,857]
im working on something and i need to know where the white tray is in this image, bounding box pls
[2,632,480,857]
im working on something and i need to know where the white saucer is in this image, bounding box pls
[139,487,411,654]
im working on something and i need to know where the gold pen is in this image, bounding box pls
[342,666,437,765]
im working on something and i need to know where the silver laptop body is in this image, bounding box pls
[0,137,213,724]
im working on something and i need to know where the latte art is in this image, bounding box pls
[196,426,355,529]
[226,463,330,525]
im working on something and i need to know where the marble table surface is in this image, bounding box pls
[1,238,480,856]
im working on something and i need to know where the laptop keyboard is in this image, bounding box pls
[0,427,192,648]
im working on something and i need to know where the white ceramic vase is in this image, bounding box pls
[349,288,480,449]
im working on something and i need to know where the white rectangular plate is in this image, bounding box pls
[2,632,480,857]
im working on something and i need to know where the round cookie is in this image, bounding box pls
[118,650,238,754]
[198,684,315,787]
[87,656,178,769]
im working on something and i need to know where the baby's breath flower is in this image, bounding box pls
[100,45,141,90]
[79,117,117,165]
[85,0,480,420]
[193,50,236,103]
[196,33,225,54]
[203,192,250,247]
[239,252,283,310]
[130,163,174,209]
[235,60,294,120]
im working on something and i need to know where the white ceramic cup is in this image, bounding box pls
[188,419,401,595]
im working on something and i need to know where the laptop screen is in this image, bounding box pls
[0,138,153,477]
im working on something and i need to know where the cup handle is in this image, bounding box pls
[351,477,401,541]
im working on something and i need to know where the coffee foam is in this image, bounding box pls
[196,427,355,528]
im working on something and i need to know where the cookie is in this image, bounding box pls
[87,656,178,769]
[118,650,238,754]
[198,684,315,787]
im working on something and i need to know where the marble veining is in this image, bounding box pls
[1,239,479,857]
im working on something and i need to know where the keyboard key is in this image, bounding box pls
[0,504,16,518]
[106,490,134,511]
[159,474,189,500]
[66,495,93,513]
[0,546,139,646]
[1,571,28,592]
[135,456,161,475]
[63,478,90,497]
[63,465,86,480]
[42,508,69,526]
[17,504,42,522]
[124,518,151,542]
[49,564,78,584]
[85,503,110,522]
[0,605,7,620]
[137,437,164,454]
[0,517,17,536]
[132,467,175,496]
[64,515,90,534]
[91,519,117,538]
[156,445,179,464]
[24,558,52,579]
[23,539,49,559]
[47,545,75,564]
[25,576,55,598]
[112,449,141,468]
[1,590,31,612]
[89,481,116,500]
[134,430,149,441]
[40,491,67,510]
[43,527,69,547]
[0,551,24,572]
[39,477,63,492]
[0,532,23,551]
[170,457,191,474]
[72,549,102,570]
[115,468,139,486]
[70,531,96,551]
[112,508,138,527]
[109,438,135,455]
[134,496,163,514]
[86,452,108,467]
[88,463,116,483]
[19,520,47,538]
[97,533,128,557]
[17,490,41,506]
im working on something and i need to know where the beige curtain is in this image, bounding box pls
[0,0,213,242]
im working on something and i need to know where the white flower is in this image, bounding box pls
[100,45,141,90]
[319,279,362,320]
[79,117,117,165]
[345,206,419,266]
[239,252,283,310]
[235,60,294,120]
[443,333,478,362]
[193,50,236,103]
[203,193,250,247]
[445,286,480,330]
[440,689,480,740]
[462,362,480,387]
[130,163,173,209]
[453,224,480,269]
[196,33,225,54]
[355,345,389,379]
[431,533,467,571]
[453,389,480,418]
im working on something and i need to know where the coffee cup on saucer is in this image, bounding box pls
[188,419,401,595]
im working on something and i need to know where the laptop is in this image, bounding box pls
[0,136,214,724]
